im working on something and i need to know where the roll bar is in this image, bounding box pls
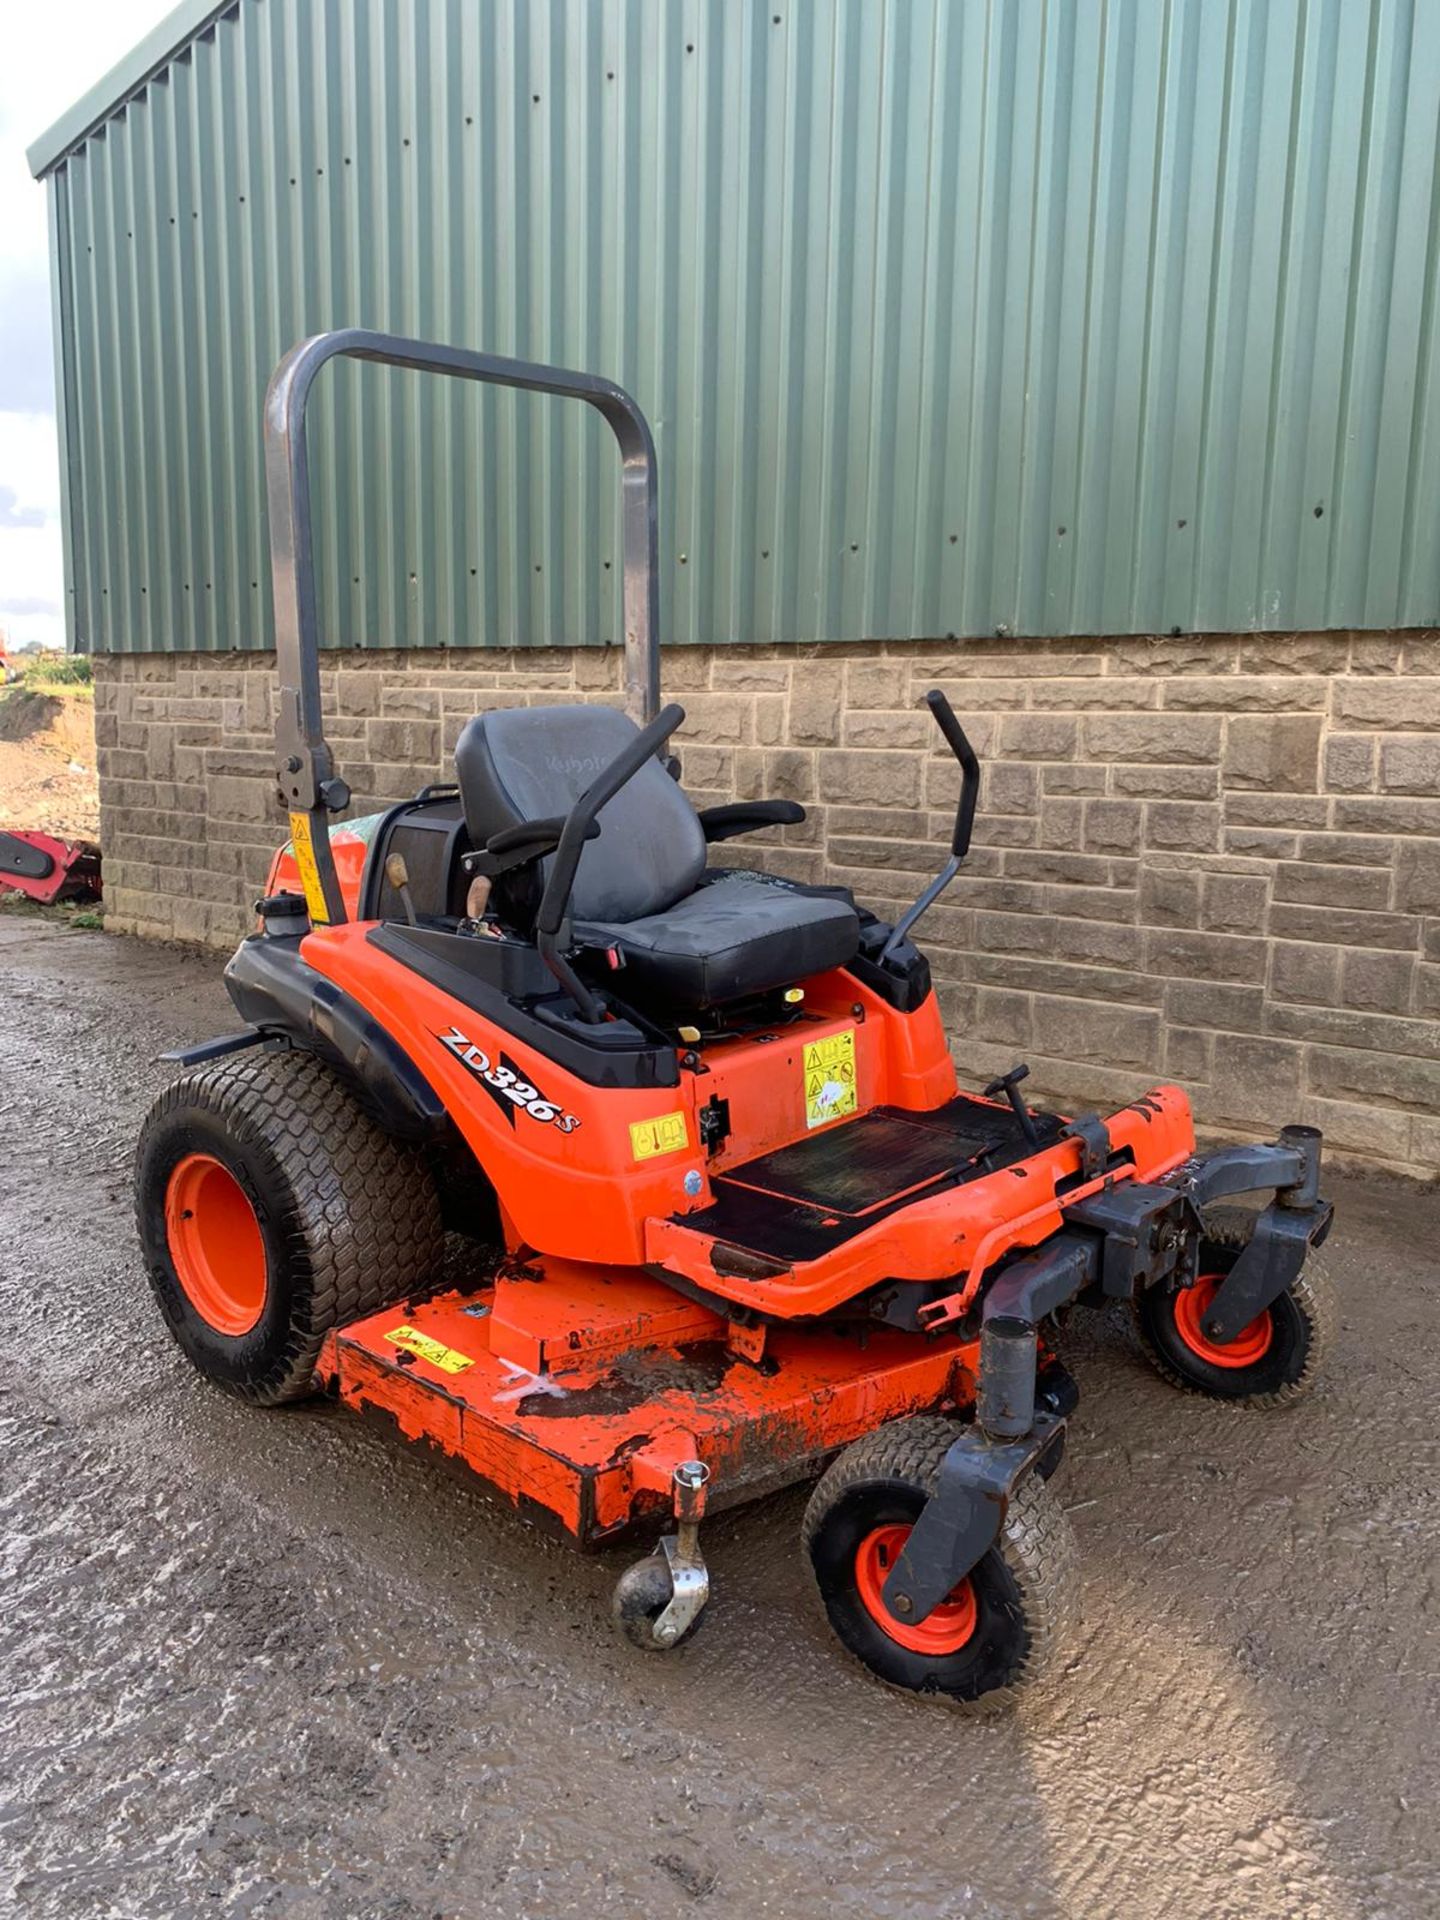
[263,328,661,924]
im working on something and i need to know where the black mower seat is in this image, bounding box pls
[578,873,858,1007]
[454,703,860,1007]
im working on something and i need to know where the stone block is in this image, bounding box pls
[1202,872,1269,934]
[1333,678,1440,729]
[1222,714,1322,791]
[1144,928,1268,984]
[1043,763,1108,794]
[1308,1045,1440,1113]
[998,714,1079,761]
[1271,863,1392,910]
[1140,868,1201,928]
[1146,802,1221,852]
[817,751,923,808]
[1339,950,1414,1016]
[365,718,440,764]
[1379,736,1440,794]
[844,709,933,750]
[1322,734,1376,793]
[1039,798,1084,851]
[1082,712,1223,764]
[1165,1026,1213,1081]
[1205,1037,1305,1127]
[974,988,1033,1047]
[1271,941,1340,1006]
[1163,979,1265,1031]
[1164,675,1326,711]
[788,683,842,745]
[1269,903,1420,951]
[1030,994,1162,1070]
[1393,840,1440,913]
[677,693,749,743]
[1112,763,1219,799]
[986,765,1040,815]
[1085,800,1141,853]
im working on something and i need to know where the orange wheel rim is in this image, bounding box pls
[854,1523,978,1654]
[1173,1273,1273,1369]
[164,1152,268,1336]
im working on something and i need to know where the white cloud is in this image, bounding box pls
[0,0,172,650]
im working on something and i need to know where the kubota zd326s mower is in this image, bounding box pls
[136,332,1336,1703]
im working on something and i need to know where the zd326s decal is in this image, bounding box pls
[436,1025,582,1132]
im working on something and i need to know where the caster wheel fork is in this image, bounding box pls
[612,1459,712,1653]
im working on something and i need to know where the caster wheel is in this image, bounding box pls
[611,1552,706,1653]
[1133,1206,1335,1408]
[803,1416,1079,1705]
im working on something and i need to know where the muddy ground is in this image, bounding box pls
[1,917,1435,1920]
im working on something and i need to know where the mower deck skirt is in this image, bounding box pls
[319,1261,980,1546]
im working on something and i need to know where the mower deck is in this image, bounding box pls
[319,1261,979,1547]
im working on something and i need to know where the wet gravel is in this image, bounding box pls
[2,917,1437,1919]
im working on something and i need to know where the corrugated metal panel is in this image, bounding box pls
[38,0,1440,652]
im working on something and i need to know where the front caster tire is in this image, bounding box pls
[803,1417,1079,1705]
[612,1553,705,1652]
[1133,1206,1335,1409]
[135,1049,444,1405]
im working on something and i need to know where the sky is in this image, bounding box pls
[0,0,170,651]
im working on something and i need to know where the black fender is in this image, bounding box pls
[205,933,449,1142]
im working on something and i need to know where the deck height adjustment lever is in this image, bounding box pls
[984,1063,1042,1151]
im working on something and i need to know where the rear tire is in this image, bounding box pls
[135,1049,444,1404]
[1133,1206,1335,1409]
[803,1417,1079,1704]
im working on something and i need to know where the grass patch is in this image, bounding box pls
[23,655,94,691]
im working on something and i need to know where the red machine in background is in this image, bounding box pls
[0,829,102,906]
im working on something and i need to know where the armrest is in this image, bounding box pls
[465,814,599,879]
[696,800,806,844]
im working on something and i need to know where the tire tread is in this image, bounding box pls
[1132,1204,1336,1409]
[136,1049,443,1403]
[803,1415,1080,1701]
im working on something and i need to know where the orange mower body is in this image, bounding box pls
[136,331,1336,1702]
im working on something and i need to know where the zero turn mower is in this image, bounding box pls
[136,332,1335,1703]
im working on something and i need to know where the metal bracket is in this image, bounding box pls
[1203,1198,1332,1342]
[1061,1111,1111,1179]
[1063,1182,1191,1298]
[881,1414,1063,1626]
[652,1535,711,1647]
[651,1459,711,1648]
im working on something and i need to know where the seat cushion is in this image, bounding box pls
[579,875,860,1007]
[454,704,706,922]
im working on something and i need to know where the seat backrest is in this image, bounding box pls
[454,704,706,923]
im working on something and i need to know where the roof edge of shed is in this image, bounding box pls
[27,0,240,179]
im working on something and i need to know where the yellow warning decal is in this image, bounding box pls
[630,1111,690,1162]
[385,1324,475,1374]
[286,810,330,925]
[804,1028,858,1130]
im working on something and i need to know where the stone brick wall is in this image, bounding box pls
[95,629,1440,1179]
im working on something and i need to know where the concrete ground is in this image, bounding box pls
[1,915,1436,1920]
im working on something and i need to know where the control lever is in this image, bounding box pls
[983,1063,1042,1151]
[384,853,419,926]
[881,689,981,961]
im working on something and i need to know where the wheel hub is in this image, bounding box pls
[164,1152,268,1336]
[855,1523,978,1654]
[1174,1273,1273,1368]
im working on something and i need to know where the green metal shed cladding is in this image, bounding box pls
[31,0,1440,654]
